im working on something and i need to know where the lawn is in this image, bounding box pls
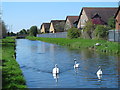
[26,36,120,55]
[1,37,27,89]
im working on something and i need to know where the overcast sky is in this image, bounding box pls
[2,1,119,33]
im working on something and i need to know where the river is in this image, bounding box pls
[16,39,119,88]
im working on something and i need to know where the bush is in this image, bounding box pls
[108,17,115,29]
[94,25,110,39]
[82,20,95,39]
[67,27,81,39]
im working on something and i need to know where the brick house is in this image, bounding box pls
[115,6,120,31]
[64,16,79,31]
[77,7,118,29]
[49,20,65,33]
[40,23,50,33]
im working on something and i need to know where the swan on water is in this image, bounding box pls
[52,64,59,74]
[52,64,59,83]
[74,59,79,69]
[96,66,102,80]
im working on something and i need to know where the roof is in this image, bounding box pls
[114,6,120,18]
[40,23,50,29]
[65,16,79,26]
[78,7,118,24]
[50,20,65,31]
[41,23,50,30]
[91,13,106,25]
[43,23,50,29]
[51,20,65,23]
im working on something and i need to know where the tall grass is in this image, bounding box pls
[26,36,120,55]
[1,37,27,89]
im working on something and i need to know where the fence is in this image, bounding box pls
[37,32,67,38]
[108,30,120,42]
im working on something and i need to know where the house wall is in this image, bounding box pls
[77,10,88,29]
[116,11,120,31]
[49,23,55,33]
[64,19,71,31]
[41,25,45,33]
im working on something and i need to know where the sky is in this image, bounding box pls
[1,1,119,33]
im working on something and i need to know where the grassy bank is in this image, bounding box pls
[26,36,120,55]
[1,37,27,89]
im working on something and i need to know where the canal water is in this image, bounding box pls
[16,39,119,88]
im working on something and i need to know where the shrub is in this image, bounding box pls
[108,16,115,29]
[67,27,81,39]
[94,25,110,39]
[82,20,95,39]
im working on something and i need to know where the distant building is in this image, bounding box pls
[115,6,120,31]
[77,7,118,29]
[40,23,50,33]
[64,16,79,31]
[49,20,65,33]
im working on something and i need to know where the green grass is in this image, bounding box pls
[1,37,27,89]
[26,36,120,55]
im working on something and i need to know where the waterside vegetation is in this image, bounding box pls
[26,36,120,55]
[1,37,27,89]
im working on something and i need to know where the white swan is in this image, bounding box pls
[74,59,79,69]
[52,64,59,74]
[96,66,102,80]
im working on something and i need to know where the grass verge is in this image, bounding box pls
[26,36,120,55]
[1,37,27,89]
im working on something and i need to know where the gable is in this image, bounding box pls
[84,7,117,23]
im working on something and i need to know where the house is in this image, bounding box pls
[64,16,79,31]
[115,6,120,31]
[49,20,65,33]
[77,7,118,29]
[40,23,50,33]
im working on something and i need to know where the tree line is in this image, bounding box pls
[17,26,39,37]
[0,20,39,38]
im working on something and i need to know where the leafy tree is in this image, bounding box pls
[29,26,38,36]
[0,21,7,38]
[26,29,30,34]
[10,32,16,36]
[82,20,95,39]
[19,29,27,35]
[67,27,81,39]
[94,25,110,39]
[108,17,115,29]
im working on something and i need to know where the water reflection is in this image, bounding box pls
[16,39,119,88]
[53,73,59,83]
[74,68,79,74]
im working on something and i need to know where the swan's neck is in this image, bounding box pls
[75,61,77,64]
